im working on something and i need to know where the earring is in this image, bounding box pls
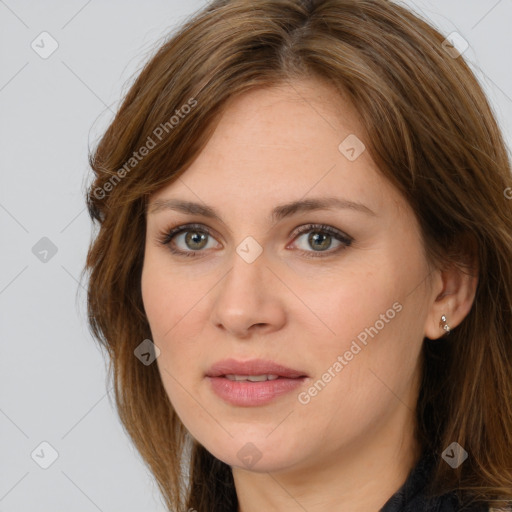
[439,314,451,336]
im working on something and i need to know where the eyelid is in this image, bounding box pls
[289,223,353,245]
[157,223,219,245]
[287,223,353,259]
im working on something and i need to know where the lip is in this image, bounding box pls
[206,358,307,378]
[205,358,308,407]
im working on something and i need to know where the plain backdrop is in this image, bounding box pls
[1,1,511,510]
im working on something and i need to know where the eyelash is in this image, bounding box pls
[156,223,353,259]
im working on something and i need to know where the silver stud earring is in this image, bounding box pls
[440,314,451,336]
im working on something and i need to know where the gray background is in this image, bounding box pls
[1,1,511,510]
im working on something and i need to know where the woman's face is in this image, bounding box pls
[141,78,438,473]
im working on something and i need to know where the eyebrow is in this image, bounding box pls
[148,196,376,223]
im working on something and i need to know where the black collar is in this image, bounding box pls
[379,452,488,512]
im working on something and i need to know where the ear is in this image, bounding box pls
[423,260,479,340]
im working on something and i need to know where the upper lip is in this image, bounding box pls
[206,358,308,378]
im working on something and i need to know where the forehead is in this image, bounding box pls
[202,79,366,156]
[149,79,399,217]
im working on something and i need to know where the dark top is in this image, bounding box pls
[379,452,489,512]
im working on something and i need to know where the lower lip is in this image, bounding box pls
[206,376,305,406]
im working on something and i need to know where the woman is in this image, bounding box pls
[83,0,512,510]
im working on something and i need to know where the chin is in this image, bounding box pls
[200,431,306,473]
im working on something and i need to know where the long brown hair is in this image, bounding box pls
[83,1,512,510]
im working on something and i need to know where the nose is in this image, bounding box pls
[209,248,287,339]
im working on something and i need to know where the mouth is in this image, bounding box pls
[205,358,308,407]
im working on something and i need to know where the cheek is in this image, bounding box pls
[295,254,426,406]
[141,258,212,399]
[141,250,202,341]
[141,265,206,426]
[296,264,399,348]
[141,266,171,340]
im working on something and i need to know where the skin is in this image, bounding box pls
[141,77,478,512]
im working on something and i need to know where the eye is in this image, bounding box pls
[288,223,352,258]
[156,222,353,259]
[156,223,220,258]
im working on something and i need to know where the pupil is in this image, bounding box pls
[310,232,331,250]
[186,231,207,249]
